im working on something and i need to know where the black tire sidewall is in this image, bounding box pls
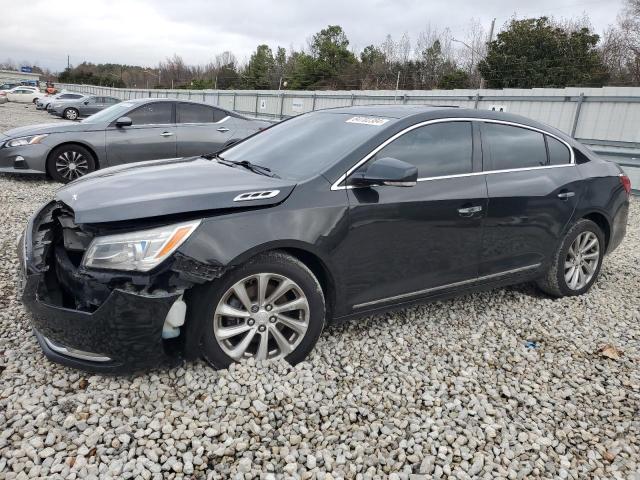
[555,220,605,296]
[64,108,79,120]
[192,253,325,369]
[47,145,96,183]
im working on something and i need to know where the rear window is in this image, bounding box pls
[546,136,571,165]
[222,112,394,180]
[483,123,547,170]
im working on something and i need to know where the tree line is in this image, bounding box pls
[8,1,640,91]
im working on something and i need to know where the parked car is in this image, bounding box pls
[6,86,42,103]
[18,106,630,373]
[36,92,85,110]
[0,98,271,182]
[0,82,20,91]
[48,95,122,120]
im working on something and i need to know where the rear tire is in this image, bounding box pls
[63,108,79,120]
[190,251,326,369]
[537,219,605,297]
[47,144,96,183]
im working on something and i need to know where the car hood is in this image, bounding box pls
[2,122,92,138]
[56,156,297,224]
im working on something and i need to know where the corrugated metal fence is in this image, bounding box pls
[58,84,640,193]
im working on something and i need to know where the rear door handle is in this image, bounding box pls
[217,127,230,133]
[160,132,174,137]
[458,205,483,216]
[557,191,575,199]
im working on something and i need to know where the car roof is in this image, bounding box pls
[316,104,568,137]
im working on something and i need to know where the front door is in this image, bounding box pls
[105,101,177,166]
[479,121,582,276]
[341,120,487,312]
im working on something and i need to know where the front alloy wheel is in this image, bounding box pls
[47,144,96,183]
[64,108,79,120]
[192,251,325,369]
[214,273,310,361]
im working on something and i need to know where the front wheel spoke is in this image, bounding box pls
[265,279,293,305]
[582,261,595,274]
[256,273,270,306]
[565,266,576,283]
[228,329,256,359]
[582,252,599,260]
[577,268,586,287]
[255,332,269,360]
[276,313,307,334]
[232,282,254,312]
[215,323,252,340]
[564,260,574,269]
[570,267,580,288]
[582,238,598,253]
[270,326,292,356]
[272,297,307,314]
[217,303,250,318]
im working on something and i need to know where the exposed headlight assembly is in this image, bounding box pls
[4,134,48,148]
[82,220,201,272]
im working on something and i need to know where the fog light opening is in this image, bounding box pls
[162,296,187,339]
[14,156,28,170]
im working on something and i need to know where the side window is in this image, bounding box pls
[546,135,571,165]
[71,94,83,99]
[128,102,173,125]
[177,103,215,123]
[483,123,547,170]
[107,97,120,104]
[213,108,227,122]
[371,121,473,178]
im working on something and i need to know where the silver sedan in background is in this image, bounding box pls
[0,98,272,182]
[49,95,122,120]
[36,92,85,110]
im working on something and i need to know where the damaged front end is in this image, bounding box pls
[19,201,224,373]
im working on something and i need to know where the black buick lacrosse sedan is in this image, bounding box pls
[19,105,630,373]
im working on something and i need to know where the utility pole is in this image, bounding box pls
[394,71,401,103]
[67,55,70,70]
[214,76,217,90]
[480,18,496,90]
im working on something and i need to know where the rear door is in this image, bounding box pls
[105,101,177,166]
[81,97,103,115]
[342,120,488,311]
[480,121,582,276]
[175,103,235,157]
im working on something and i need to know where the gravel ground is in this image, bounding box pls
[0,102,639,479]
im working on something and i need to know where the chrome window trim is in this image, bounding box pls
[331,118,575,191]
[353,263,541,309]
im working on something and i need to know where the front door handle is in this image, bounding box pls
[458,205,483,216]
[160,131,174,137]
[557,191,575,200]
[217,127,230,133]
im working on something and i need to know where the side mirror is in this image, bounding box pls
[349,157,418,187]
[115,116,132,128]
[84,101,89,105]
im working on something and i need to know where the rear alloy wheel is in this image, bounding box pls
[63,107,79,120]
[192,251,325,369]
[47,145,96,183]
[537,219,604,297]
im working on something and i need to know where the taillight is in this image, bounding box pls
[620,174,631,194]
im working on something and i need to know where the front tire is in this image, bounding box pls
[537,219,605,297]
[191,251,326,369]
[47,144,96,183]
[63,107,79,120]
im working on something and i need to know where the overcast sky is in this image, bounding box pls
[0,0,624,71]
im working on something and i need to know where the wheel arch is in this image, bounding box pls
[581,211,611,251]
[46,141,101,177]
[227,241,337,319]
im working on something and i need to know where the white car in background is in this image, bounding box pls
[5,86,43,104]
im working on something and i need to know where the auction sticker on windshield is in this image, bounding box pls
[346,116,390,126]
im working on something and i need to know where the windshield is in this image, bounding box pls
[221,112,394,180]
[82,101,133,124]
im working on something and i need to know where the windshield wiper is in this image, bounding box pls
[203,153,280,178]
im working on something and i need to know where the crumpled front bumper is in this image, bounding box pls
[22,271,181,373]
[17,207,183,374]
